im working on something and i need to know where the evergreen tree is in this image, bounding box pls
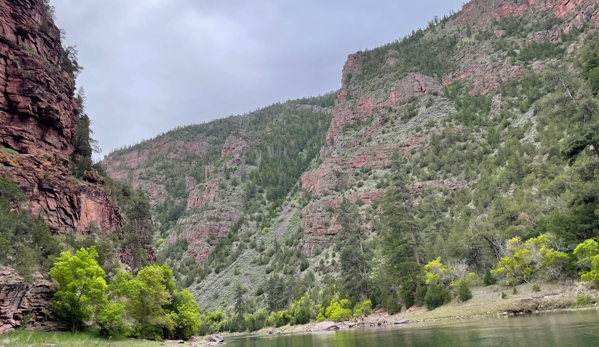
[266,274,289,312]
[335,198,372,302]
[122,188,154,274]
[71,89,100,179]
[380,153,424,305]
[234,284,247,316]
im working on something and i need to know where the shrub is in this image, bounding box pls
[300,258,309,272]
[483,269,497,286]
[573,295,596,308]
[492,235,569,285]
[424,282,450,310]
[0,148,18,156]
[532,284,541,292]
[325,299,353,322]
[353,300,373,317]
[267,310,290,327]
[289,297,311,325]
[457,279,473,302]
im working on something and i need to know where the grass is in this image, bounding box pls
[1,330,162,347]
[393,281,599,321]
[0,148,18,156]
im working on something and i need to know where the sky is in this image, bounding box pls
[50,0,465,158]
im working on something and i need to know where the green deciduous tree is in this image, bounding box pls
[50,247,107,331]
[574,239,599,285]
[492,234,569,285]
[169,289,201,340]
[122,264,175,328]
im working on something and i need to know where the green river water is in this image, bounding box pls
[225,310,599,347]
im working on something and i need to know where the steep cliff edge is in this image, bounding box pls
[0,0,123,234]
[0,0,131,333]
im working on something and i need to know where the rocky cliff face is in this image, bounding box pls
[0,0,123,233]
[0,268,62,334]
[0,0,130,332]
[297,0,599,249]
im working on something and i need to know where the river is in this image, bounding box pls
[224,310,599,347]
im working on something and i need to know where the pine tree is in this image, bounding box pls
[335,198,372,303]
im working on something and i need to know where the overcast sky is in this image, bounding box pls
[51,0,464,158]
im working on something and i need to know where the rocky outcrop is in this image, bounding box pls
[459,0,599,29]
[0,268,56,334]
[328,73,441,143]
[221,131,256,157]
[188,179,220,209]
[0,0,123,233]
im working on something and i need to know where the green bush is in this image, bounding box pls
[267,310,290,327]
[353,300,373,317]
[325,299,353,322]
[300,258,309,272]
[573,295,596,308]
[424,282,450,310]
[457,280,473,302]
[483,269,496,286]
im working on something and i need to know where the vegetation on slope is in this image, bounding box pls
[87,0,599,339]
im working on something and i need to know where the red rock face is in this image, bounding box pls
[459,0,598,29]
[327,72,441,143]
[0,267,61,334]
[341,53,366,87]
[221,131,256,157]
[301,157,346,195]
[0,0,123,234]
[175,220,237,262]
[187,179,219,208]
[443,52,527,95]
[103,138,209,174]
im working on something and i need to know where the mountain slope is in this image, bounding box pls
[103,0,599,312]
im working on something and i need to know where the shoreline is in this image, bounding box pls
[203,281,599,344]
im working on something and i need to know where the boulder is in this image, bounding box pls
[208,334,224,343]
[393,319,409,325]
[311,321,340,331]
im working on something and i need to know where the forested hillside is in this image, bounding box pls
[101,0,599,334]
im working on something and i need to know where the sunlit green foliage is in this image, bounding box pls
[574,239,599,285]
[50,247,108,331]
[324,297,353,322]
[492,235,570,285]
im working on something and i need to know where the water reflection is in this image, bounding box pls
[225,310,599,347]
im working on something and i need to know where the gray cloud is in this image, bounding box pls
[51,0,464,157]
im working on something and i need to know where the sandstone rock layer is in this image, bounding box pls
[0,0,123,233]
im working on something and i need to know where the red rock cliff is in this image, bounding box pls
[0,0,123,233]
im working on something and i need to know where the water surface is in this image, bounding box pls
[225,310,599,347]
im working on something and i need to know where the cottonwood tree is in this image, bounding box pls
[50,247,107,331]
